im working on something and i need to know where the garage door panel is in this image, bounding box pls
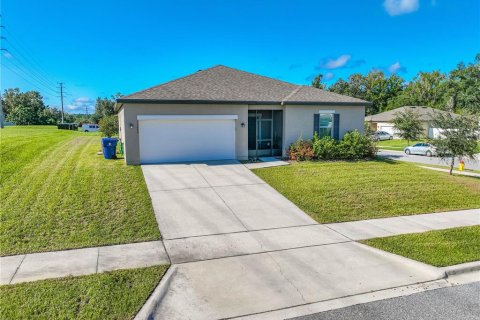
[139,118,236,164]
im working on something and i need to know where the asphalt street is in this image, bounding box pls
[377,149,480,171]
[291,282,480,320]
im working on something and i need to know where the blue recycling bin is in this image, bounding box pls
[102,138,118,159]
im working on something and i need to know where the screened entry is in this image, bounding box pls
[248,110,283,158]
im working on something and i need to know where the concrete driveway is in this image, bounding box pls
[139,160,446,320]
[142,160,315,240]
[378,149,480,171]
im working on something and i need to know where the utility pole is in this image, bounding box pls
[0,22,4,128]
[58,82,65,123]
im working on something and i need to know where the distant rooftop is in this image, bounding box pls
[365,106,457,122]
[117,65,370,106]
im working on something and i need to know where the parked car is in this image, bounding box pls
[404,143,437,157]
[81,123,99,132]
[371,131,393,141]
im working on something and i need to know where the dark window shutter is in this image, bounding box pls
[313,114,319,136]
[333,113,340,140]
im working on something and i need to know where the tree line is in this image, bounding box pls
[312,54,479,115]
[0,88,120,126]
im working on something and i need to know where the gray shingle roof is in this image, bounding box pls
[117,65,370,105]
[365,106,457,122]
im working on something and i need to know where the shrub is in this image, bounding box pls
[313,136,340,160]
[99,115,118,138]
[338,130,377,159]
[288,138,314,161]
[289,131,377,161]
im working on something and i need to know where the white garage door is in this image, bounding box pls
[138,115,237,164]
[379,125,395,135]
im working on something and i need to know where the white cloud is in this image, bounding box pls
[67,97,95,113]
[3,51,12,59]
[319,55,351,69]
[383,0,419,16]
[324,72,335,80]
[387,61,407,74]
[388,62,402,73]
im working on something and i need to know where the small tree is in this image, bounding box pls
[429,112,480,175]
[99,115,118,138]
[392,109,424,143]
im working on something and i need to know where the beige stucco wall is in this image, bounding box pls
[119,103,248,165]
[118,102,366,164]
[283,105,366,156]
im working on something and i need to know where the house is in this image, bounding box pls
[365,106,457,139]
[116,65,370,164]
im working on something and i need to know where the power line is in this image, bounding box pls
[2,48,58,95]
[1,26,57,86]
[1,62,57,95]
[3,38,57,87]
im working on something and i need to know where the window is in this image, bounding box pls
[318,113,333,138]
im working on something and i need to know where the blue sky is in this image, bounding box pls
[1,0,479,113]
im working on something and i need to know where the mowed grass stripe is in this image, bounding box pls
[1,126,159,256]
[0,126,80,183]
[253,160,480,223]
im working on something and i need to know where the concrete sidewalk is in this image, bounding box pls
[418,166,480,178]
[1,209,477,285]
[0,241,169,285]
[327,209,480,241]
[164,209,479,263]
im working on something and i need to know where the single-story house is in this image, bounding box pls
[116,65,370,164]
[365,106,457,139]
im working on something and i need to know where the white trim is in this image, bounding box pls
[137,115,238,121]
[319,110,336,114]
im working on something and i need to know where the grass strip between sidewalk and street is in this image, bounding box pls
[0,265,168,320]
[361,226,480,267]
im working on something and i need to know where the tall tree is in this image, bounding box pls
[3,89,46,125]
[330,72,404,115]
[93,93,122,123]
[311,74,326,89]
[329,78,349,95]
[446,55,480,114]
[390,71,448,109]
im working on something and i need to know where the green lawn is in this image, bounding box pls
[362,226,480,267]
[0,126,160,256]
[252,160,480,223]
[0,265,168,319]
[376,139,422,151]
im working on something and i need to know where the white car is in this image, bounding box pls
[372,131,393,141]
[82,123,99,132]
[404,143,437,157]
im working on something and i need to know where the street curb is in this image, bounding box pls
[442,261,480,277]
[134,265,177,320]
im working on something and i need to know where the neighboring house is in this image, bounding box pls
[116,65,370,164]
[365,106,457,139]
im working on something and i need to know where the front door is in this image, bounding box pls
[248,110,283,158]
